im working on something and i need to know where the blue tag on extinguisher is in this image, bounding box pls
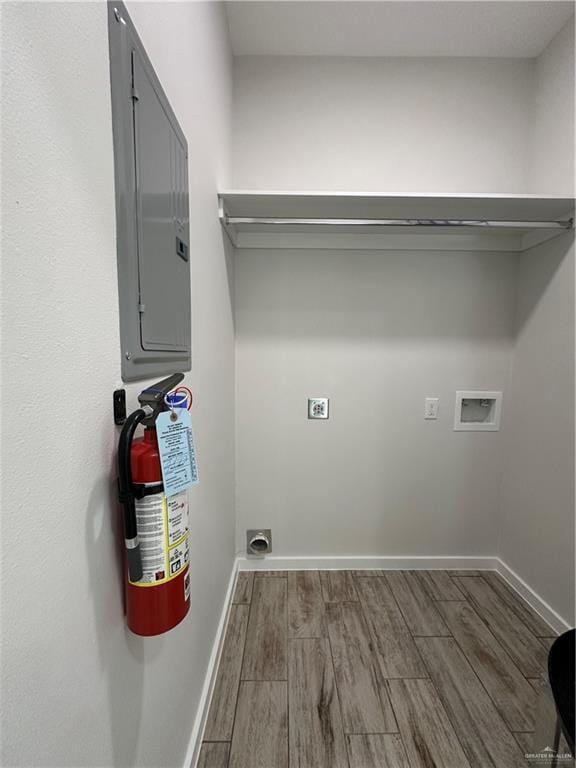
[156,407,199,497]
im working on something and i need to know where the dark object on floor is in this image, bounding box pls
[548,628,575,765]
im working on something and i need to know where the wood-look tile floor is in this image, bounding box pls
[199,570,568,768]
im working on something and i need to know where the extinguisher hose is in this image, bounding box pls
[118,408,147,583]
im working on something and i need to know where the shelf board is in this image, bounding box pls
[219,191,574,251]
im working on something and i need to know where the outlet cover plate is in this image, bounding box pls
[424,397,439,420]
[308,397,329,419]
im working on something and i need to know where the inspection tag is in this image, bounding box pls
[156,408,199,497]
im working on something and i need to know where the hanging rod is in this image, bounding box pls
[224,215,573,230]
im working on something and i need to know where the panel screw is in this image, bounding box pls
[125,351,132,360]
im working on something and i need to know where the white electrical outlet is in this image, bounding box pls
[308,397,329,419]
[424,397,439,420]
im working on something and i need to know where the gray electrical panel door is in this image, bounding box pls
[109,2,191,381]
[132,51,190,354]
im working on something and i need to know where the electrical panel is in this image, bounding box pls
[108,2,191,381]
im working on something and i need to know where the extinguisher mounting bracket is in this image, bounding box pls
[113,389,127,425]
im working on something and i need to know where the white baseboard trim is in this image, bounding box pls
[237,554,498,571]
[496,558,571,636]
[184,557,239,768]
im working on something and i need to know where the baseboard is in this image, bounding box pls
[237,554,498,571]
[496,558,571,636]
[184,557,239,768]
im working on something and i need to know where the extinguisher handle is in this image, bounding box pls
[118,408,148,583]
[138,373,184,417]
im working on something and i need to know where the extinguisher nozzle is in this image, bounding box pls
[126,541,143,582]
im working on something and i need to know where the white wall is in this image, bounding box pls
[232,40,575,626]
[235,248,518,558]
[500,17,575,625]
[2,11,574,768]
[232,56,533,193]
[1,3,234,767]
[528,18,575,195]
[499,233,575,624]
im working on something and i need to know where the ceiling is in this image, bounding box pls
[225,1,575,58]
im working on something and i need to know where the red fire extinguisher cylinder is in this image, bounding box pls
[126,427,190,636]
[117,373,190,638]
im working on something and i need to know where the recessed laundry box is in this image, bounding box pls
[454,391,503,431]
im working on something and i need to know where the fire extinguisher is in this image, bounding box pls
[117,373,191,636]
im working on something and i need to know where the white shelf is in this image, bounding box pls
[219,191,574,251]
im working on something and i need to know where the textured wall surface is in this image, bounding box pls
[1,2,234,766]
[231,30,575,625]
[502,18,575,623]
[500,233,575,624]
[232,55,533,193]
[236,248,518,559]
[528,19,575,195]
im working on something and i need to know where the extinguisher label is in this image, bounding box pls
[167,491,189,546]
[133,494,168,584]
[131,492,190,586]
[169,541,186,576]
